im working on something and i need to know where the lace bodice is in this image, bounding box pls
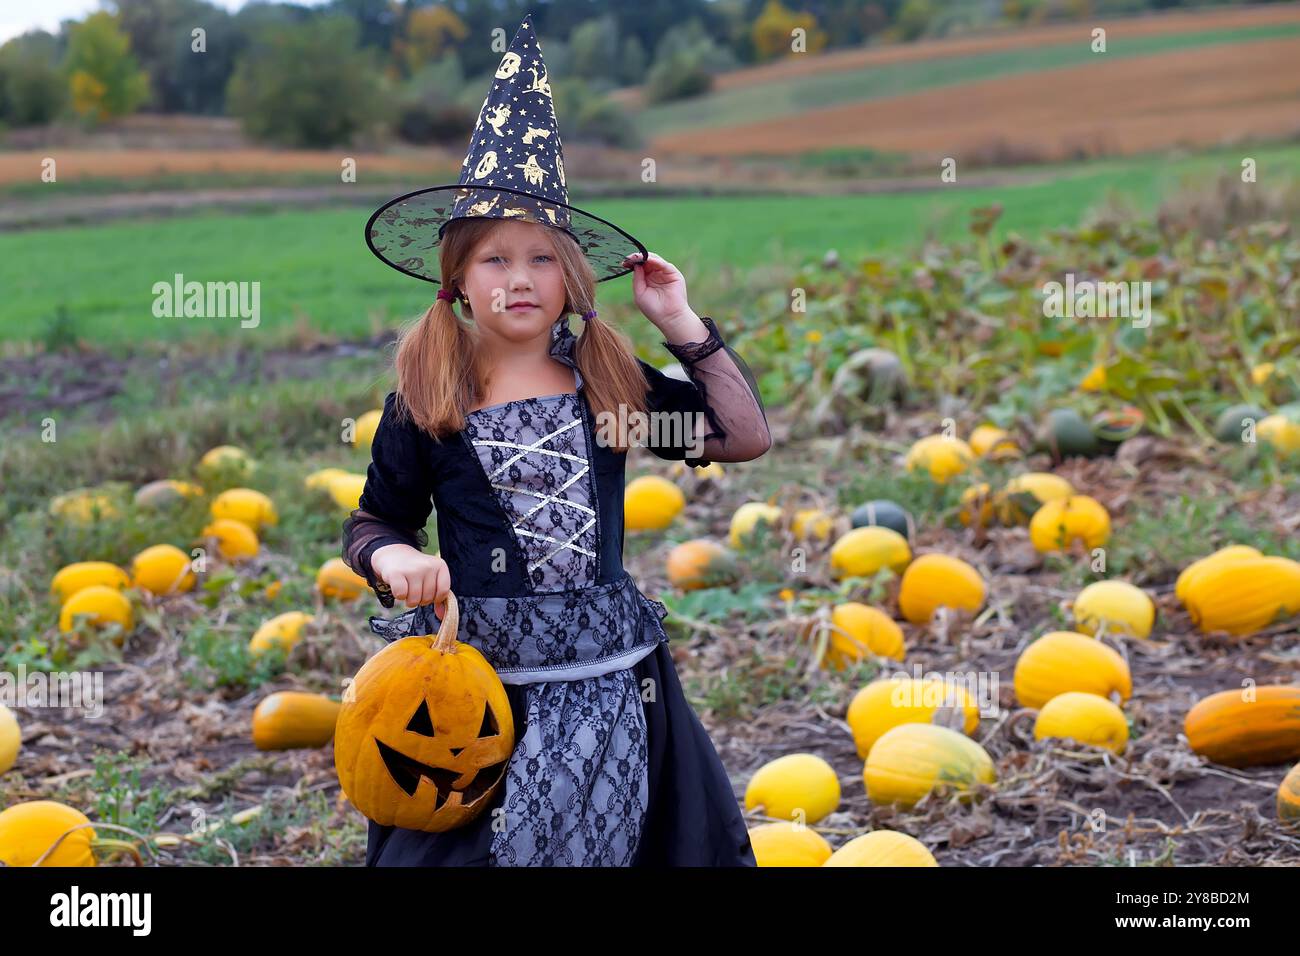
[463,383,598,593]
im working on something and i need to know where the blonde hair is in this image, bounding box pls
[391,217,650,452]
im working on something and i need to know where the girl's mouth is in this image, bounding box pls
[509,304,538,311]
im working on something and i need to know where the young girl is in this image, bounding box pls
[341,13,771,867]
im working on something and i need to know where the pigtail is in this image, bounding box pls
[572,310,650,455]
[393,294,484,439]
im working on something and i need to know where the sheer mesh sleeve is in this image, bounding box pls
[661,315,771,463]
[340,391,436,606]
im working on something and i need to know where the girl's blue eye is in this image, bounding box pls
[487,255,552,263]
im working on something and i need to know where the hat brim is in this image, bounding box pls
[365,183,648,285]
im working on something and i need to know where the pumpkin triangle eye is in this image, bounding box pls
[478,701,499,738]
[407,700,436,737]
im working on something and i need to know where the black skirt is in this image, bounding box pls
[364,640,757,867]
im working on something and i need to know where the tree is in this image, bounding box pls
[391,5,467,78]
[569,15,619,81]
[226,15,390,148]
[0,32,68,126]
[751,0,828,61]
[110,0,241,114]
[63,11,151,122]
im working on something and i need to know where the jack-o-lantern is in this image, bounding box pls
[334,592,516,832]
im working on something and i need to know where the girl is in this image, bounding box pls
[343,216,771,866]
[341,12,771,866]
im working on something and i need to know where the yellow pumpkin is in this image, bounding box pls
[305,467,351,492]
[624,475,686,532]
[316,557,369,600]
[1013,631,1132,709]
[1175,545,1262,607]
[1080,363,1107,392]
[819,603,905,667]
[249,611,317,657]
[49,488,120,524]
[1250,362,1275,386]
[198,444,254,480]
[58,585,133,635]
[1184,685,1300,768]
[969,424,1020,460]
[210,487,278,531]
[1072,580,1155,639]
[1028,495,1111,553]
[846,677,980,759]
[1278,762,1300,830]
[352,409,383,448]
[748,821,833,867]
[1033,691,1129,754]
[904,435,975,484]
[252,692,342,750]
[824,830,938,867]
[958,483,994,528]
[50,561,131,603]
[670,459,725,482]
[829,526,911,579]
[199,518,260,563]
[864,723,995,808]
[897,553,985,624]
[334,593,516,832]
[1258,414,1300,456]
[744,753,841,824]
[729,501,783,548]
[134,478,204,509]
[665,539,738,591]
[792,508,835,541]
[0,801,97,867]
[328,472,368,512]
[1182,556,1300,636]
[995,472,1075,525]
[131,543,196,595]
[0,703,20,774]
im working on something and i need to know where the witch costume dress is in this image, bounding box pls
[341,314,768,866]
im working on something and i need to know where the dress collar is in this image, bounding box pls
[548,317,584,388]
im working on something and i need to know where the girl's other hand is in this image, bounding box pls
[621,251,692,330]
[371,544,451,614]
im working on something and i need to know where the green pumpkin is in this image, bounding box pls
[849,499,914,540]
[1040,409,1102,460]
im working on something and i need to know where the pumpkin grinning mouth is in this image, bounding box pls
[374,738,507,804]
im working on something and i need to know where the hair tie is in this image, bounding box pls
[581,309,597,322]
[436,288,456,302]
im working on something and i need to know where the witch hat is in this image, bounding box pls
[365,13,647,286]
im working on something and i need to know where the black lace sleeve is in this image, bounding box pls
[340,391,436,605]
[658,315,771,463]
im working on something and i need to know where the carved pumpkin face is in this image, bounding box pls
[335,596,515,832]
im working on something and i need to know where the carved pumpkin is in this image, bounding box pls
[1183,685,1300,768]
[334,592,515,832]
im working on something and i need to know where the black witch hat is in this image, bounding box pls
[365,14,648,285]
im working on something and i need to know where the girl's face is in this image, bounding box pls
[460,220,567,347]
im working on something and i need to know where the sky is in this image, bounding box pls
[0,0,329,45]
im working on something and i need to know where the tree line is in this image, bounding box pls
[0,0,1283,149]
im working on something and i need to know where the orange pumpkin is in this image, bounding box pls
[1279,762,1300,830]
[334,593,516,831]
[1184,685,1300,768]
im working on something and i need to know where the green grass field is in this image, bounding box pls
[636,23,1300,137]
[3,141,1298,352]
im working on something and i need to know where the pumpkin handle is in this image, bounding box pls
[433,591,459,653]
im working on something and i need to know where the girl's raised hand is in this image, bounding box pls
[622,251,691,330]
[371,544,451,616]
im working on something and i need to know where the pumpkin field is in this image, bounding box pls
[2,169,1300,868]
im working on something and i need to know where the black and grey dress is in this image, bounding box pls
[343,315,770,867]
